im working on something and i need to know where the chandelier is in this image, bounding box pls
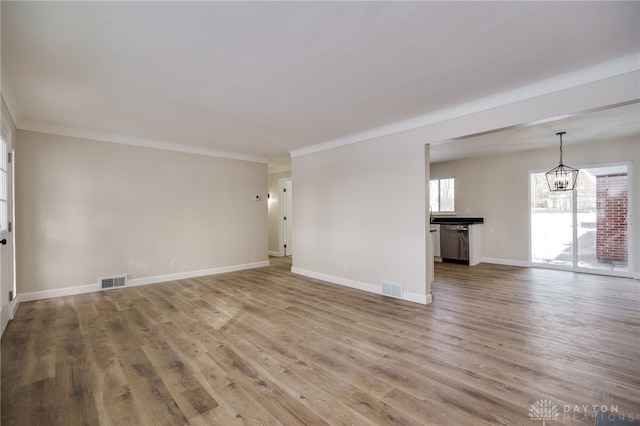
[545,132,579,191]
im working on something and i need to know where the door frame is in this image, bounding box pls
[0,117,15,335]
[529,161,634,278]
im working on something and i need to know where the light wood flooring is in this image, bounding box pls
[2,258,639,425]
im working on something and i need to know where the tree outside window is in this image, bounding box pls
[430,178,455,213]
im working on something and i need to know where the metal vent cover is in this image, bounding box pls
[381,281,403,299]
[100,275,127,289]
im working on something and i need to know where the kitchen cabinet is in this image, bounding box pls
[469,224,482,266]
[430,224,441,258]
[428,224,441,286]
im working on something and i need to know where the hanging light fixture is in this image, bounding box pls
[545,131,579,191]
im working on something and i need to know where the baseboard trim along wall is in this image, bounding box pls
[291,267,431,305]
[482,257,531,268]
[17,261,270,303]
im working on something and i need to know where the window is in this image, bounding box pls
[430,177,455,213]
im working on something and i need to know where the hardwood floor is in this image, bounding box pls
[2,258,639,425]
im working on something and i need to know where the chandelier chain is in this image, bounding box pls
[556,131,565,165]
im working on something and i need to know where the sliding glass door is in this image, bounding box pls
[531,164,630,274]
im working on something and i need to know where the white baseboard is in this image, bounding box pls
[17,260,270,303]
[481,257,530,267]
[127,261,269,287]
[483,258,640,280]
[291,267,430,305]
[18,282,99,303]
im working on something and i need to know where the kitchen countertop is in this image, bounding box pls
[430,217,484,225]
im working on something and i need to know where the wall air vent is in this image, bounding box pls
[381,281,403,299]
[100,275,127,289]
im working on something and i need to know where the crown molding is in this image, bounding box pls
[17,120,268,164]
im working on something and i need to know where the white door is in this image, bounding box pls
[282,179,293,256]
[0,122,15,334]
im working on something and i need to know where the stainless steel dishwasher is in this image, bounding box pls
[440,224,469,264]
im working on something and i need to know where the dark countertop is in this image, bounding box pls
[430,217,484,225]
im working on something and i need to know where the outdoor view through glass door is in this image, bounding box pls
[531,164,630,274]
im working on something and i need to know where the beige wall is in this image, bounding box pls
[431,136,640,270]
[16,130,268,295]
[292,131,430,302]
[267,170,291,255]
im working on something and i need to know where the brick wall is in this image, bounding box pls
[596,173,627,263]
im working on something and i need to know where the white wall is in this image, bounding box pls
[291,71,639,303]
[431,136,640,272]
[292,131,430,303]
[16,130,268,298]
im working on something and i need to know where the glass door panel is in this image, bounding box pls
[577,166,628,272]
[531,173,574,266]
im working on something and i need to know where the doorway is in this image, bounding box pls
[530,163,631,275]
[278,177,293,257]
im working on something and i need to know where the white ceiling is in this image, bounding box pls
[2,1,639,169]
